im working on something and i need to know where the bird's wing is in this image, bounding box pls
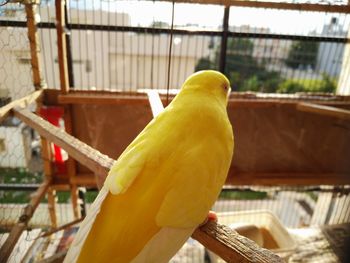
[64,109,177,263]
[156,120,233,229]
[104,109,172,195]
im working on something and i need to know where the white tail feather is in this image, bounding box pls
[64,187,109,263]
[130,227,196,263]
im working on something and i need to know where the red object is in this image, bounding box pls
[39,106,67,174]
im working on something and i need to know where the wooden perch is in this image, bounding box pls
[0,179,51,263]
[297,102,350,120]
[147,90,165,118]
[0,89,43,124]
[193,221,283,263]
[38,220,283,263]
[10,108,281,262]
[13,108,114,177]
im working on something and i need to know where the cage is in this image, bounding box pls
[0,0,349,262]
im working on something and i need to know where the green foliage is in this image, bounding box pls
[317,74,337,93]
[195,38,283,92]
[227,38,254,54]
[0,168,42,184]
[277,74,337,93]
[0,190,31,204]
[195,38,332,94]
[241,75,259,91]
[277,80,306,93]
[285,41,319,70]
[0,168,43,204]
[195,57,215,72]
[227,56,283,92]
[85,191,98,203]
[219,190,268,200]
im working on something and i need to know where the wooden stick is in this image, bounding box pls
[47,188,58,228]
[0,89,43,124]
[70,174,97,186]
[192,221,283,263]
[36,221,283,263]
[35,221,283,263]
[147,90,165,118]
[0,180,50,263]
[297,102,350,120]
[39,218,83,238]
[13,108,114,177]
[55,0,70,94]
[63,105,80,219]
[25,2,44,90]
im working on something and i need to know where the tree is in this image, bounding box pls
[277,74,337,93]
[150,21,169,28]
[285,41,319,70]
[195,57,215,72]
[195,38,282,92]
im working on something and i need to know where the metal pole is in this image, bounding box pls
[219,6,230,74]
[65,1,75,88]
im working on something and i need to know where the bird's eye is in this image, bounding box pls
[223,86,228,91]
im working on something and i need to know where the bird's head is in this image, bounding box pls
[181,70,231,105]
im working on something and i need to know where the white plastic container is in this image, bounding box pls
[217,210,297,258]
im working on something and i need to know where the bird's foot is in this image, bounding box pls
[199,211,218,227]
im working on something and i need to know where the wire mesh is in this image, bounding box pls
[0,3,46,262]
[0,3,39,171]
[31,1,349,94]
[2,186,347,262]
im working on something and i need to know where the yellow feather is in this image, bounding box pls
[65,70,234,263]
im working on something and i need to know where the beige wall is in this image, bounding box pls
[337,28,350,95]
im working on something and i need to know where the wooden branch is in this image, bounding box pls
[0,180,50,263]
[47,188,58,228]
[192,221,283,263]
[0,89,43,124]
[297,102,350,120]
[70,174,97,186]
[25,2,44,90]
[55,0,70,94]
[39,218,83,238]
[63,105,80,219]
[147,90,165,118]
[159,0,350,13]
[36,221,282,263]
[13,108,114,177]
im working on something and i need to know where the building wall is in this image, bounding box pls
[337,28,350,95]
[0,27,33,100]
[317,42,345,77]
[0,125,29,168]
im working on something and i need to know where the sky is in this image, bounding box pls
[64,0,350,35]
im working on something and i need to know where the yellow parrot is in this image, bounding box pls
[64,70,234,263]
